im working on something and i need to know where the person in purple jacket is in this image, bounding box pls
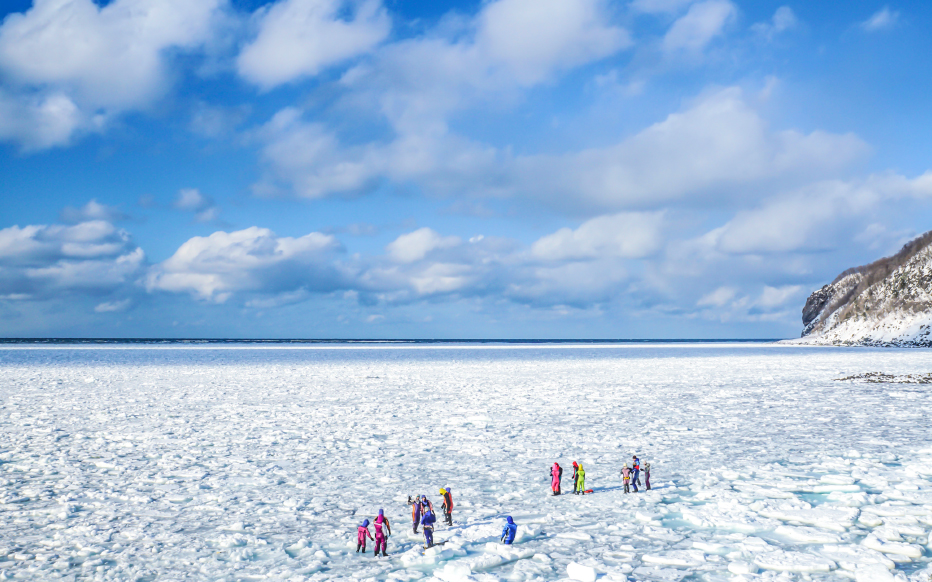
[421,509,436,548]
[407,495,421,533]
[356,519,374,553]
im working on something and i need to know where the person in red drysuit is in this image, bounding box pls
[440,487,454,525]
[551,463,563,495]
[356,519,374,553]
[373,509,391,557]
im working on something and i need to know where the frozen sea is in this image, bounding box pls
[1,342,931,582]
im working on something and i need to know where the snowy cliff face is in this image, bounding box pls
[797,231,932,346]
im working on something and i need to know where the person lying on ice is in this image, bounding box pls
[440,487,453,525]
[644,462,651,490]
[501,516,517,545]
[421,508,436,547]
[621,464,631,493]
[550,462,563,495]
[373,509,391,557]
[356,519,374,553]
[575,463,586,494]
[407,495,422,533]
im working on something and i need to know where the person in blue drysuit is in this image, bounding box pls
[422,508,437,547]
[632,455,641,492]
[501,516,517,545]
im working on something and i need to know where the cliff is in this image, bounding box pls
[795,230,932,346]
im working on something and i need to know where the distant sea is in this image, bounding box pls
[0,338,781,345]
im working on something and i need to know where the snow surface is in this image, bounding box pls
[1,343,931,581]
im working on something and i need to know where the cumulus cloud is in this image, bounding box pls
[751,6,797,40]
[662,0,736,53]
[174,188,220,223]
[531,212,664,261]
[146,227,347,302]
[258,86,868,212]
[0,220,145,299]
[61,199,129,224]
[386,228,462,263]
[0,0,226,149]
[515,87,868,212]
[697,286,736,307]
[861,6,899,32]
[706,172,932,255]
[0,89,85,150]
[474,0,631,86]
[237,0,390,90]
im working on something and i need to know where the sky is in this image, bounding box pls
[1,0,931,339]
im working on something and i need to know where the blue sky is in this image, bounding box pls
[1,0,931,338]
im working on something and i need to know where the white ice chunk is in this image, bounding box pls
[753,549,836,573]
[775,525,842,543]
[566,562,597,582]
[641,550,706,567]
[819,544,895,571]
[854,563,908,582]
[862,534,924,558]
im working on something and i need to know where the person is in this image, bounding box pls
[621,463,631,494]
[501,516,517,544]
[407,495,422,533]
[440,487,454,525]
[632,455,641,489]
[373,509,391,557]
[571,462,580,495]
[357,519,374,553]
[422,508,436,548]
[644,462,651,491]
[551,462,563,495]
[576,462,586,494]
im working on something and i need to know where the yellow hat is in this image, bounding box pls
[439,488,446,494]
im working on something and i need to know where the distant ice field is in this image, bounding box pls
[1,344,931,581]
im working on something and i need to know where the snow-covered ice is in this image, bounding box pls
[1,342,931,581]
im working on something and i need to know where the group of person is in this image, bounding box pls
[549,461,587,495]
[356,509,391,557]
[407,487,455,549]
[358,456,654,557]
[620,455,650,493]
[549,455,652,495]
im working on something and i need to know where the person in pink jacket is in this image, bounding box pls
[550,462,563,495]
[356,519,374,553]
[373,509,391,557]
[620,464,632,494]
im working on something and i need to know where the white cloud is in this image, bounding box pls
[95,298,132,312]
[259,86,868,211]
[0,0,225,149]
[0,220,145,297]
[861,6,899,32]
[531,212,664,261]
[237,0,390,90]
[516,87,868,212]
[61,199,128,224]
[751,6,797,40]
[475,0,631,86]
[174,188,220,223]
[757,285,801,309]
[662,0,736,52]
[146,227,346,302]
[697,286,736,306]
[707,172,932,255]
[0,89,85,150]
[386,228,461,263]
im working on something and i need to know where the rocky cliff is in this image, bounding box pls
[795,230,932,346]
